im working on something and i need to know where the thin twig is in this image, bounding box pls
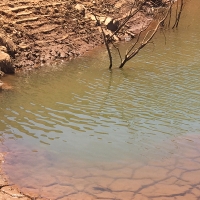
[111,41,122,64]
[119,3,173,68]
[92,12,113,68]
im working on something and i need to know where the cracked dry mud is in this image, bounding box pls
[1,134,200,199]
[0,153,31,200]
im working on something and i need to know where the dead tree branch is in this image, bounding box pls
[107,6,141,42]
[92,12,113,69]
[172,0,184,29]
[119,3,173,68]
[111,41,123,64]
[93,0,181,69]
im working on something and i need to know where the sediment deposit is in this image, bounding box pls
[0,0,152,73]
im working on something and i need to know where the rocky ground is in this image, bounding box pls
[0,0,154,77]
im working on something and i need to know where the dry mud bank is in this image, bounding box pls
[0,0,152,74]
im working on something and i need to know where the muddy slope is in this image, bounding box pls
[0,0,152,73]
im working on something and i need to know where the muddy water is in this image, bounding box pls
[1,0,200,199]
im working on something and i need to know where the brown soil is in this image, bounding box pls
[0,0,152,73]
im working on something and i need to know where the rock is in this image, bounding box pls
[0,81,3,90]
[106,19,119,32]
[75,4,85,11]
[103,28,119,41]
[124,33,132,42]
[114,0,125,9]
[104,17,113,26]
[0,70,5,77]
[75,4,85,16]
[0,34,17,56]
[3,24,14,33]
[0,46,7,53]
[0,51,14,74]
[18,43,30,50]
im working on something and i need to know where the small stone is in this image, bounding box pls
[0,51,14,74]
[0,46,7,53]
[106,19,119,32]
[0,34,17,56]
[75,4,85,12]
[1,186,25,198]
[18,43,29,50]
[75,4,85,16]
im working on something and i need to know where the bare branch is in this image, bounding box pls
[93,0,181,69]
[92,12,113,68]
[119,3,173,68]
[107,6,142,42]
[126,25,146,57]
[172,0,184,29]
[102,29,113,69]
[160,28,167,45]
[111,41,123,64]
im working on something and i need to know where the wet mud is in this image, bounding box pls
[0,0,152,73]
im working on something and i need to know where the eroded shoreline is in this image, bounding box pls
[0,0,153,75]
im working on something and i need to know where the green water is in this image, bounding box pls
[0,0,200,198]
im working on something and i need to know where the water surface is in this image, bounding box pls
[1,0,200,199]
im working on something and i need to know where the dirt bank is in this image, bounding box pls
[0,0,153,74]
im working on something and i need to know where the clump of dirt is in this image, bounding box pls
[0,0,153,74]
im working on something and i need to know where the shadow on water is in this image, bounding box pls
[1,0,200,199]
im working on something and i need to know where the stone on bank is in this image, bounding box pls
[0,50,14,74]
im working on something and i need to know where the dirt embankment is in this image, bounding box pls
[0,0,153,76]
